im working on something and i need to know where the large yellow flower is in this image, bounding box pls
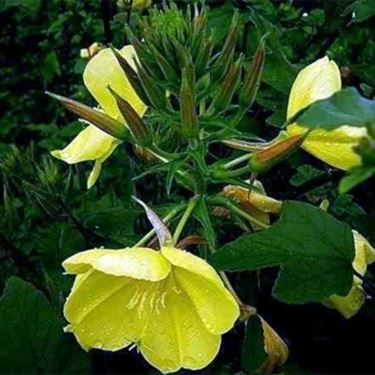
[63,246,239,373]
[287,56,366,170]
[52,46,147,188]
[324,231,375,318]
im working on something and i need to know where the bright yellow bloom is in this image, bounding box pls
[287,56,366,170]
[63,246,239,373]
[223,181,282,230]
[324,231,375,318]
[52,46,147,188]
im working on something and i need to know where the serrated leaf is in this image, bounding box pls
[0,277,90,374]
[211,201,355,303]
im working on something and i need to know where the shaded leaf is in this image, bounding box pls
[0,277,90,374]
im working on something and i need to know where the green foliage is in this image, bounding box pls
[211,201,355,303]
[1,0,375,373]
[0,277,90,373]
[290,87,375,130]
[241,315,268,373]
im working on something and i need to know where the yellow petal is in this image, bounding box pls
[86,139,119,188]
[51,125,120,164]
[63,248,171,281]
[64,270,160,351]
[83,46,147,121]
[286,57,365,170]
[140,276,221,373]
[287,56,341,120]
[353,230,375,275]
[323,231,375,318]
[288,125,366,170]
[323,278,366,319]
[161,247,239,334]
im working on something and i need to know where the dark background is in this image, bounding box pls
[1,0,375,373]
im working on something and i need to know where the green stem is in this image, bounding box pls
[134,204,186,247]
[172,195,200,244]
[209,196,270,230]
[227,165,251,177]
[219,271,243,305]
[230,108,247,128]
[224,153,252,169]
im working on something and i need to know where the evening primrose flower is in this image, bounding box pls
[324,231,375,318]
[52,46,147,188]
[287,56,366,170]
[63,246,239,373]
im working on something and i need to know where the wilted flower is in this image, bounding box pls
[324,230,375,318]
[63,246,239,373]
[287,56,367,170]
[260,316,289,372]
[52,46,146,188]
[223,181,282,230]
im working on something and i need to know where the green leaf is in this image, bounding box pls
[290,165,325,187]
[0,277,90,374]
[339,166,375,193]
[242,315,268,372]
[342,0,375,23]
[290,87,375,130]
[211,201,355,303]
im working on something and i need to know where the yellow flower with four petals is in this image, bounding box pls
[63,246,239,373]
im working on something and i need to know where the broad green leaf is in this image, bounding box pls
[290,87,375,130]
[241,315,268,372]
[0,277,90,374]
[211,201,355,303]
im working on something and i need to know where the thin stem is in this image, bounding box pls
[173,196,200,244]
[134,205,186,247]
[224,153,252,169]
[220,271,243,305]
[227,165,251,177]
[209,196,270,230]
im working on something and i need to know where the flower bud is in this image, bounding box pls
[180,68,199,139]
[46,91,129,140]
[249,134,305,172]
[108,86,152,146]
[109,45,148,105]
[211,56,242,112]
[211,11,239,80]
[239,35,266,109]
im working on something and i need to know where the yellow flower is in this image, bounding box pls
[287,56,366,170]
[324,231,375,318]
[223,181,282,230]
[62,246,239,373]
[51,46,147,189]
